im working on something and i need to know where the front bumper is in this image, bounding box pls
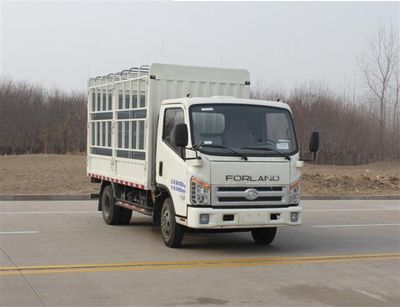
[183,205,302,229]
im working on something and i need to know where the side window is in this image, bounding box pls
[163,108,184,153]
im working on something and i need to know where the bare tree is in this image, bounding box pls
[391,65,400,157]
[0,79,87,155]
[359,25,400,159]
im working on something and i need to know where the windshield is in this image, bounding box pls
[189,104,298,157]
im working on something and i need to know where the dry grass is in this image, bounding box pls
[0,154,399,195]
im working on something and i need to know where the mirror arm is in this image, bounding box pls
[301,151,317,162]
[180,147,185,160]
[182,147,201,161]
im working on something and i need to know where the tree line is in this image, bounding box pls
[1,76,398,164]
[0,79,86,154]
[0,27,398,165]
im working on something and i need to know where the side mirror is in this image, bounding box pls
[309,131,320,153]
[173,123,188,147]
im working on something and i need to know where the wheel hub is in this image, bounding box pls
[161,209,171,240]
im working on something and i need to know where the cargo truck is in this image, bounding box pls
[87,63,319,248]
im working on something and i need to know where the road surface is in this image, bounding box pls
[1,200,399,306]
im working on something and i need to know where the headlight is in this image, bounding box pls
[191,177,210,205]
[289,180,300,204]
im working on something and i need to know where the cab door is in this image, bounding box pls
[156,105,188,217]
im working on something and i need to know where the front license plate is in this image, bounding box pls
[239,213,267,224]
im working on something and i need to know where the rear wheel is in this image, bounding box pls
[251,227,277,245]
[118,207,133,225]
[101,185,132,225]
[160,197,184,248]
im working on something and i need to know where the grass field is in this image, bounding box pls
[0,154,399,195]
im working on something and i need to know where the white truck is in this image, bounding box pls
[87,63,319,248]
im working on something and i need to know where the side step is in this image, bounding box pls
[115,200,152,216]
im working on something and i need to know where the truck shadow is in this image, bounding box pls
[181,232,310,253]
[149,230,313,255]
[180,230,358,256]
[124,220,280,252]
[124,217,360,255]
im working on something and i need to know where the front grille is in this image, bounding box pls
[219,196,282,202]
[213,186,286,207]
[217,186,282,192]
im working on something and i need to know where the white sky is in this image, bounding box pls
[1,1,399,93]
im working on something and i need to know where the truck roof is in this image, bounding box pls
[161,96,292,111]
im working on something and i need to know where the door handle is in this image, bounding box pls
[159,161,163,176]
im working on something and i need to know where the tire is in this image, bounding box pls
[101,185,132,225]
[160,197,184,248]
[251,227,277,245]
[118,207,133,225]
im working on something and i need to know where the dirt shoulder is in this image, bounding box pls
[0,154,99,195]
[0,154,399,195]
[302,162,400,195]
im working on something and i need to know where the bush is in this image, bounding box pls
[0,78,86,154]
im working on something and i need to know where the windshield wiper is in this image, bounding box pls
[196,143,248,161]
[192,141,204,151]
[241,146,291,160]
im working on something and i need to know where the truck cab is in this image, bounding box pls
[155,96,309,247]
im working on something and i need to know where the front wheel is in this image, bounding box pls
[251,227,277,245]
[160,198,184,248]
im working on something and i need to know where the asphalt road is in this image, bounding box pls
[0,200,399,307]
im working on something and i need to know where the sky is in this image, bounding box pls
[1,1,399,94]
